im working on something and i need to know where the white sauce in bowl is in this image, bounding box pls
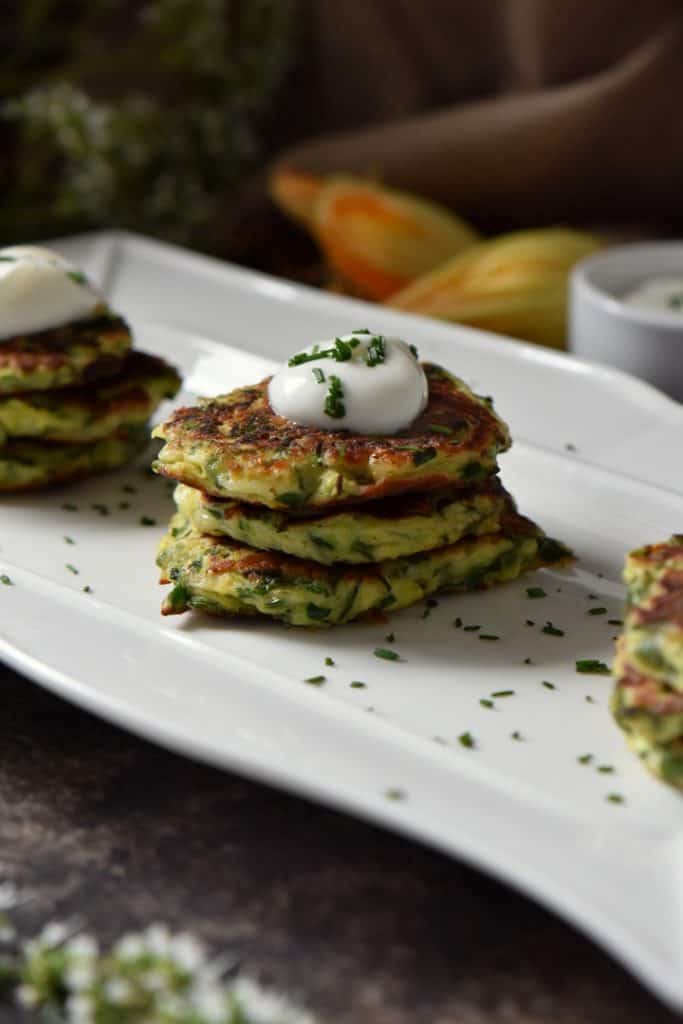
[622,276,683,315]
[0,246,102,340]
[268,331,428,434]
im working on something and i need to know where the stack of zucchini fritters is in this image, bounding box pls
[0,308,180,492]
[612,536,683,789]
[152,352,570,626]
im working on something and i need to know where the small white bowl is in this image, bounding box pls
[569,242,683,402]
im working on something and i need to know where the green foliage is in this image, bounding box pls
[1,0,295,247]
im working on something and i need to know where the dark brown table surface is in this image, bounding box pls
[1,660,678,1024]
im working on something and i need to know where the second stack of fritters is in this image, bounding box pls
[0,312,180,491]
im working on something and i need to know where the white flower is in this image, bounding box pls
[0,881,20,910]
[66,934,99,960]
[103,977,132,1005]
[169,932,206,972]
[65,960,96,992]
[115,932,146,960]
[16,984,39,1008]
[230,976,317,1024]
[144,922,171,957]
[192,981,227,1023]
[40,922,70,948]
[66,992,94,1024]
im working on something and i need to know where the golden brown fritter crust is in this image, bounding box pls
[0,313,132,393]
[153,363,511,509]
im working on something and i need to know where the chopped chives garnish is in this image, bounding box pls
[479,699,494,709]
[324,374,345,418]
[1,574,12,585]
[585,695,596,703]
[577,754,593,765]
[453,617,463,628]
[511,731,523,741]
[385,788,405,801]
[523,657,532,665]
[325,657,335,666]
[385,632,395,643]
[608,619,623,626]
[597,765,615,773]
[479,633,499,641]
[374,648,400,661]
[542,621,564,636]
[140,516,157,526]
[65,564,79,575]
[64,536,75,545]
[365,334,386,367]
[122,484,137,494]
[463,624,480,632]
[312,367,325,384]
[458,731,475,749]
[526,587,546,598]
[61,503,78,511]
[491,690,515,698]
[541,680,556,690]
[350,681,367,688]
[304,675,325,685]
[576,659,610,675]
[588,607,607,616]
[606,793,624,804]
[525,619,535,627]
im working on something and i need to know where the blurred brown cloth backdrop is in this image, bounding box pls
[273,0,683,233]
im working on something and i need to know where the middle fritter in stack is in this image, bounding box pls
[152,332,569,626]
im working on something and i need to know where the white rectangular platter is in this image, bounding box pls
[2,232,683,1009]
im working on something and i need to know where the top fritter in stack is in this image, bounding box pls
[152,331,569,626]
[0,247,180,491]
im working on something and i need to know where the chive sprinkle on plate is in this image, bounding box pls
[576,659,610,675]
[374,648,400,661]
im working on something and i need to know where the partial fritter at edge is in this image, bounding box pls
[611,536,683,790]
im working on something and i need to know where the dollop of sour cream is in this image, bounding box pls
[0,246,102,340]
[622,277,683,315]
[268,331,428,434]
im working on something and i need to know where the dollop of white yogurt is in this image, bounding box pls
[622,277,683,315]
[268,332,428,434]
[0,246,102,340]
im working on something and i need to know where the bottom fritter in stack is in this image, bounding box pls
[0,315,180,492]
[152,357,570,626]
[612,535,683,790]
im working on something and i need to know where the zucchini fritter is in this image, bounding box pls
[157,507,570,626]
[0,426,148,492]
[174,479,508,565]
[152,363,511,509]
[621,535,683,691]
[0,350,180,444]
[612,536,683,789]
[0,311,131,394]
